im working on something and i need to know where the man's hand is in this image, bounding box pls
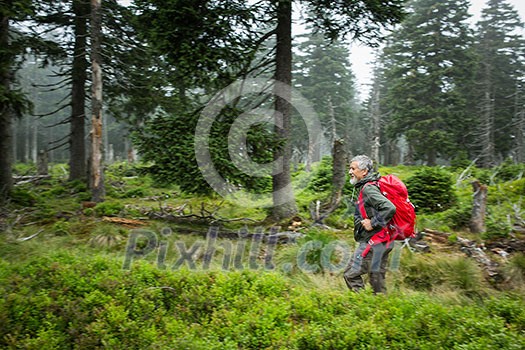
[361,218,373,231]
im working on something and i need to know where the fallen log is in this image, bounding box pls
[102,216,147,229]
[13,175,52,185]
[421,228,451,245]
[422,228,500,279]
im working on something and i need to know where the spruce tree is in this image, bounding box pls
[473,0,525,167]
[382,0,475,165]
[294,32,359,161]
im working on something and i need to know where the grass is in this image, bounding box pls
[2,161,525,348]
[1,241,524,349]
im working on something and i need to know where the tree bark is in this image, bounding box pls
[513,88,524,163]
[479,81,495,168]
[370,78,381,164]
[470,180,487,234]
[90,0,105,202]
[271,0,297,221]
[69,0,90,181]
[330,139,346,208]
[0,9,13,202]
[37,150,48,176]
[516,108,524,163]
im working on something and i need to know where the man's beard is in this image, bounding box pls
[349,177,357,185]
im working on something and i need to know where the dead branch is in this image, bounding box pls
[17,229,44,242]
[455,157,479,187]
[13,175,52,185]
[36,102,71,118]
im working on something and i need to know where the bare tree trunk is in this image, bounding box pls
[328,95,337,145]
[370,81,381,165]
[427,147,437,166]
[24,117,30,162]
[470,180,487,234]
[330,139,346,207]
[479,82,495,168]
[13,118,20,163]
[513,86,524,163]
[31,119,38,163]
[89,0,105,202]
[0,10,13,202]
[516,108,525,163]
[405,143,414,165]
[305,137,320,172]
[37,150,48,176]
[69,0,89,181]
[271,0,297,221]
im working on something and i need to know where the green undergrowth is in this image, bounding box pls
[0,246,524,349]
[3,161,525,348]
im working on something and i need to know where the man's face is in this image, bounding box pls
[349,161,368,185]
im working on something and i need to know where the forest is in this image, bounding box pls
[1,0,525,348]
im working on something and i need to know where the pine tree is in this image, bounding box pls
[294,31,358,162]
[473,0,525,167]
[0,0,50,202]
[382,0,475,165]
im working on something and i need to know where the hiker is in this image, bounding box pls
[343,155,396,294]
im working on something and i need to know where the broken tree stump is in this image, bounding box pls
[470,180,487,234]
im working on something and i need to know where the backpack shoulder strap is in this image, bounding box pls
[357,181,378,219]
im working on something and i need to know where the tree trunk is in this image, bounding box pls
[330,139,346,208]
[69,0,89,181]
[516,108,524,163]
[270,0,297,221]
[470,180,487,234]
[328,95,337,145]
[370,87,381,165]
[513,86,524,163]
[24,117,30,162]
[0,10,13,202]
[89,0,105,202]
[479,82,495,168]
[32,116,37,164]
[37,150,48,176]
[426,147,436,166]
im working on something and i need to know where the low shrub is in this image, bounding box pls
[94,201,125,217]
[1,250,524,349]
[405,167,457,213]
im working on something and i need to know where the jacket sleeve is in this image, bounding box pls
[361,184,396,231]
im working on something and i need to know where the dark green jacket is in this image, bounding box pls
[353,173,396,242]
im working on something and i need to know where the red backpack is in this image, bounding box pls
[358,174,416,254]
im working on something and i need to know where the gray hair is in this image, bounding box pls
[351,155,373,172]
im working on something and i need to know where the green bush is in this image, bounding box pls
[495,159,525,182]
[2,251,524,349]
[94,201,125,217]
[502,253,525,290]
[441,204,472,230]
[306,156,352,194]
[307,156,333,192]
[405,167,457,213]
[13,163,37,175]
[483,216,512,240]
[133,107,275,195]
[51,220,71,236]
[9,187,38,206]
